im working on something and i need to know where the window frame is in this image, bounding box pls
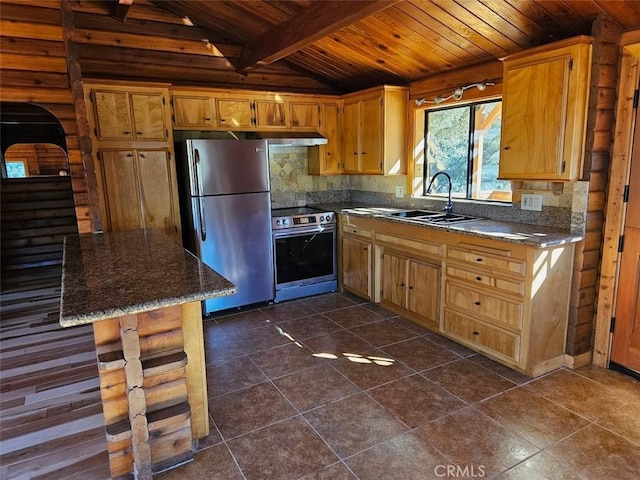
[420,98,510,204]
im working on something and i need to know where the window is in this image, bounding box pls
[423,100,511,202]
[5,160,29,178]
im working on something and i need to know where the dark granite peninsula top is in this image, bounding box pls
[60,229,236,327]
[313,202,584,248]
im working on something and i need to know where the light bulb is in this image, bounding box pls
[476,82,486,91]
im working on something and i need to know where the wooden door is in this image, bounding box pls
[407,259,440,327]
[172,96,214,128]
[216,98,253,128]
[381,251,407,308]
[342,101,360,173]
[342,235,371,299]
[130,93,167,140]
[137,150,180,242]
[99,149,141,231]
[320,103,341,174]
[360,96,382,174]
[290,101,320,129]
[255,99,287,128]
[611,105,640,373]
[92,90,133,140]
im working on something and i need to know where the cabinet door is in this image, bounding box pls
[216,99,253,128]
[255,99,287,128]
[342,102,360,173]
[320,103,342,174]
[381,251,407,308]
[342,235,371,299]
[172,95,214,128]
[92,90,133,140]
[408,259,440,326]
[499,41,591,181]
[130,93,168,140]
[137,149,180,243]
[290,101,320,129]
[98,149,141,231]
[359,96,382,174]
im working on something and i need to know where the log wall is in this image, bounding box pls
[0,0,94,234]
[566,16,622,356]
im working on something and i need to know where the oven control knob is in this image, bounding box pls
[276,220,281,225]
[283,219,289,225]
[326,214,332,222]
[320,216,325,221]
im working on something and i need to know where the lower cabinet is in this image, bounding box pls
[341,232,373,300]
[381,250,440,331]
[338,213,576,377]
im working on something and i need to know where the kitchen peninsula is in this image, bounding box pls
[59,229,236,478]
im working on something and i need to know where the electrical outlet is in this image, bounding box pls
[521,193,543,211]
[395,185,405,198]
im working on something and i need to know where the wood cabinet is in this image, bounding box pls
[96,149,181,241]
[381,251,440,331]
[308,102,343,175]
[172,94,214,128]
[340,223,373,300]
[337,212,576,377]
[499,36,592,181]
[341,85,408,175]
[254,98,287,128]
[442,238,574,376]
[215,97,254,128]
[289,100,320,129]
[86,83,181,244]
[90,88,168,141]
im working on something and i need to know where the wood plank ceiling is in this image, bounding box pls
[63,0,640,94]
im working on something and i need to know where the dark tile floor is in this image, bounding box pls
[158,292,640,480]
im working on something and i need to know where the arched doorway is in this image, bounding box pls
[0,103,78,289]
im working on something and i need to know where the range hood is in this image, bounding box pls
[249,131,328,147]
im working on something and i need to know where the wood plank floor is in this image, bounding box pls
[0,266,111,480]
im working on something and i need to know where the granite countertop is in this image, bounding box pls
[313,202,584,248]
[60,229,237,327]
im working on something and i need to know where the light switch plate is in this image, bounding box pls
[395,185,405,198]
[521,193,543,211]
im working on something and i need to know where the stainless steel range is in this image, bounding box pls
[272,207,337,302]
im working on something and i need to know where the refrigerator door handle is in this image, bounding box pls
[197,196,207,242]
[193,148,204,197]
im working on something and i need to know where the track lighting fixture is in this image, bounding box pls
[415,81,495,106]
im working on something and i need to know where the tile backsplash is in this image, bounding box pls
[268,146,587,233]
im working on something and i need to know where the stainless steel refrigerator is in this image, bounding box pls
[176,139,274,314]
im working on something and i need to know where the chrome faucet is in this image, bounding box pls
[426,171,453,215]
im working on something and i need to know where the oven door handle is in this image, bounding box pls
[273,225,333,237]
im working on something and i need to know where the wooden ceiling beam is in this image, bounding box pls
[236,0,402,73]
[111,0,134,23]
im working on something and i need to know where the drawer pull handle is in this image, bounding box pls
[474,301,481,306]
[476,258,483,262]
[475,276,482,281]
[400,283,405,287]
[472,331,480,336]
[409,286,413,290]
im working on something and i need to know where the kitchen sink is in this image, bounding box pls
[389,210,438,218]
[389,210,480,224]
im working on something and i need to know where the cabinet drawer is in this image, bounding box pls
[443,310,520,362]
[445,281,523,329]
[342,225,372,239]
[376,232,443,258]
[446,265,524,296]
[447,246,526,276]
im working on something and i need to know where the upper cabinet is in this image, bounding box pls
[341,85,408,175]
[89,88,169,142]
[308,102,342,175]
[499,36,592,181]
[172,94,215,128]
